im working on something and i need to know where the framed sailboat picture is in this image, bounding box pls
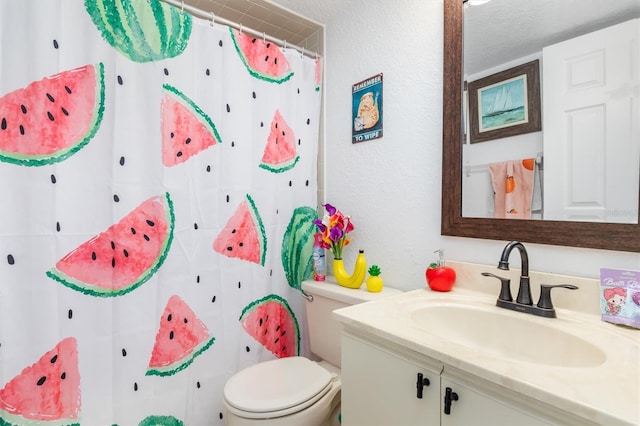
[468,60,541,144]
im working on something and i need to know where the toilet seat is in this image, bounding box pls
[224,357,334,419]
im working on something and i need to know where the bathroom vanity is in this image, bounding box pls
[334,262,639,425]
[341,333,552,425]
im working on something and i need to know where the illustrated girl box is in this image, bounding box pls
[600,268,640,329]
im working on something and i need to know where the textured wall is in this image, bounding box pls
[272,0,640,288]
[315,0,444,289]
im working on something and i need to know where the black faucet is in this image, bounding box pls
[498,241,532,305]
[482,241,579,318]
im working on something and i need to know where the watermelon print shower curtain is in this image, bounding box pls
[0,1,322,425]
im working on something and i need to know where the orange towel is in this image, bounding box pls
[489,158,535,219]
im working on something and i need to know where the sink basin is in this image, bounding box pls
[410,303,606,367]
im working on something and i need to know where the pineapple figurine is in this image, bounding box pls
[366,265,384,293]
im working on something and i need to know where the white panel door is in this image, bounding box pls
[543,19,639,223]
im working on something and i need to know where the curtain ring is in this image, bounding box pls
[210,11,215,26]
[300,47,305,59]
[180,0,184,13]
[239,24,243,34]
[283,40,287,50]
[262,32,266,43]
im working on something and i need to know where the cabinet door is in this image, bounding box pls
[440,377,549,426]
[341,334,440,426]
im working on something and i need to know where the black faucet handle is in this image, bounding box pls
[537,284,579,310]
[481,272,512,302]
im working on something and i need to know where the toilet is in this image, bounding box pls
[223,279,402,425]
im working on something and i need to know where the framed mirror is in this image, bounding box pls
[441,0,640,252]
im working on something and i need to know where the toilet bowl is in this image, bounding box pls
[224,357,341,425]
[223,279,402,425]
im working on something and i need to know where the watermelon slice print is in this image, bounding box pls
[281,206,316,290]
[0,337,81,426]
[46,193,175,297]
[229,28,293,83]
[146,295,215,377]
[85,0,192,63]
[259,109,299,173]
[240,294,300,358]
[161,84,222,167]
[0,63,105,166]
[213,194,267,266]
[139,415,184,426]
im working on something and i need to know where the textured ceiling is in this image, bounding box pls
[464,0,640,75]
[178,0,640,74]
[180,0,323,46]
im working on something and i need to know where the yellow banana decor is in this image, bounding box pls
[333,250,367,289]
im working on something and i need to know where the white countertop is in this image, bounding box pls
[333,286,640,425]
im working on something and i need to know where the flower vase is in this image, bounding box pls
[332,250,367,289]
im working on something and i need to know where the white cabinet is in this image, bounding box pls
[341,331,569,426]
[341,333,441,425]
[440,374,549,426]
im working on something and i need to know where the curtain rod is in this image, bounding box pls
[159,0,320,59]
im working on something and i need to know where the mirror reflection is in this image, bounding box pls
[462,0,640,224]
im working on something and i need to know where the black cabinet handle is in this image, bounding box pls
[444,387,459,414]
[416,373,430,399]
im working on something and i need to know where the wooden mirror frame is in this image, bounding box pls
[441,0,640,252]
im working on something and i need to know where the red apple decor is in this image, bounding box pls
[426,249,456,292]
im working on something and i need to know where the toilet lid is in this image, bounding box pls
[224,357,332,414]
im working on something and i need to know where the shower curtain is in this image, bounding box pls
[0,1,322,424]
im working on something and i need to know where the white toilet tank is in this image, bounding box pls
[301,279,402,367]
